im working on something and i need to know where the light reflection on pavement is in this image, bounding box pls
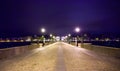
[0,42,120,71]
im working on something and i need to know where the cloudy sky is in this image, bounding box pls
[1,0,120,36]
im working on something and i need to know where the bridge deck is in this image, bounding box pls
[0,42,120,71]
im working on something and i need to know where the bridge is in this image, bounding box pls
[0,42,120,71]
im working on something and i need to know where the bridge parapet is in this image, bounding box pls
[0,44,42,60]
[78,43,120,58]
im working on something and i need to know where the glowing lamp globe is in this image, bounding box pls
[41,28,46,33]
[75,27,80,33]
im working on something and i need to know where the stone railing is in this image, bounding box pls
[0,44,41,60]
[79,43,120,58]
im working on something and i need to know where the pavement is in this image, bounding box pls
[0,42,120,71]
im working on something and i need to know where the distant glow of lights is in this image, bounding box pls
[33,39,37,41]
[95,38,99,41]
[61,38,64,41]
[68,34,71,37]
[6,40,10,42]
[65,36,68,38]
[56,36,60,41]
[75,27,80,33]
[13,40,17,42]
[50,34,52,37]
[61,36,65,41]
[26,38,31,41]
[116,39,119,42]
[20,40,24,42]
[41,28,46,33]
[53,36,55,39]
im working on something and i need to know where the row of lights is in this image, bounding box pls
[40,27,81,35]
[40,27,81,45]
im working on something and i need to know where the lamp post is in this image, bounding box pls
[68,34,71,44]
[68,34,71,37]
[75,27,80,46]
[41,28,46,46]
[50,34,52,37]
[50,34,53,42]
[41,28,46,33]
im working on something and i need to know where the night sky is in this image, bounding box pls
[1,0,120,37]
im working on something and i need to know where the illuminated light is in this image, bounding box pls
[6,40,10,42]
[33,39,37,41]
[105,38,110,41]
[53,36,55,39]
[65,36,68,38]
[61,38,64,41]
[101,39,104,41]
[75,27,80,33]
[1,40,5,42]
[20,40,24,42]
[84,34,87,37]
[41,28,46,33]
[61,36,65,41]
[116,39,119,42]
[95,38,99,41]
[13,40,17,42]
[26,38,31,41]
[68,34,71,37]
[50,34,52,37]
[56,36,60,41]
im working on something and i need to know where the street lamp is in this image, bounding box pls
[41,28,46,46]
[53,36,56,42]
[68,34,71,44]
[68,34,71,37]
[75,27,80,33]
[75,27,80,46]
[41,28,46,33]
[50,34,53,42]
[50,34,52,37]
